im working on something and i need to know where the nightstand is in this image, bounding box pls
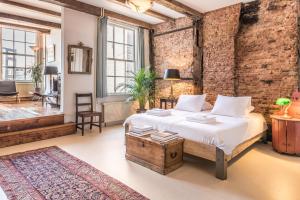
[160,97,178,109]
[271,115,300,156]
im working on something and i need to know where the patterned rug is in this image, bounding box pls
[0,146,148,200]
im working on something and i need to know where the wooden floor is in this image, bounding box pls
[0,101,61,121]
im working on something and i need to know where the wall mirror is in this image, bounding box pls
[68,42,92,74]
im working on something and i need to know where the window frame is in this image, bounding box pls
[1,28,37,82]
[106,21,138,96]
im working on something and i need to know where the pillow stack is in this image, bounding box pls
[175,94,206,112]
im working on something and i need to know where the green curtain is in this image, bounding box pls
[96,17,108,98]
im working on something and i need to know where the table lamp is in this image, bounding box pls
[276,98,292,118]
[163,69,180,100]
[44,66,58,94]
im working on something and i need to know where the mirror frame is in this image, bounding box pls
[68,43,93,74]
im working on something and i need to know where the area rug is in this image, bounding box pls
[0,146,148,200]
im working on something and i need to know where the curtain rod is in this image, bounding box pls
[153,26,194,37]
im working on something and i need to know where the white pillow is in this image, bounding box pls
[211,95,252,117]
[175,94,206,112]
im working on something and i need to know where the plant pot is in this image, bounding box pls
[34,87,41,93]
[136,108,147,113]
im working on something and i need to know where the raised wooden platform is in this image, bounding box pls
[0,102,76,148]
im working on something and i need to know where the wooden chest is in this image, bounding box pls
[125,133,184,174]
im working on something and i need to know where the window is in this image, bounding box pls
[1,28,37,81]
[106,22,137,95]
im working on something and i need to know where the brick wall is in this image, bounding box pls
[153,18,196,107]
[153,0,299,117]
[202,4,241,102]
[236,0,299,118]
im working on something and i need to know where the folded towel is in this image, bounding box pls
[146,109,171,116]
[186,114,216,124]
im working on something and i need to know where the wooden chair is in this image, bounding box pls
[0,81,20,103]
[75,93,102,136]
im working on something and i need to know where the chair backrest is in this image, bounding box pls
[75,93,93,114]
[0,81,17,93]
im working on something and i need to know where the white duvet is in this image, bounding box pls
[124,109,267,155]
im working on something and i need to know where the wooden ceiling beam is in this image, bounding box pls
[0,21,51,33]
[154,0,203,17]
[39,0,153,29]
[0,12,61,28]
[0,0,61,17]
[112,0,174,22]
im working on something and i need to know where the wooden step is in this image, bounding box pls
[0,114,64,133]
[0,122,76,148]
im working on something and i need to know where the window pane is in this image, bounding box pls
[14,30,25,42]
[116,61,125,76]
[14,42,25,54]
[2,54,14,67]
[26,43,35,55]
[15,55,25,68]
[114,43,124,59]
[125,29,134,45]
[125,45,134,61]
[107,77,115,94]
[107,25,113,41]
[26,32,36,43]
[2,67,14,80]
[2,40,14,53]
[2,28,13,40]
[26,69,32,81]
[126,62,135,76]
[116,77,125,93]
[107,42,113,58]
[26,56,35,68]
[15,68,25,80]
[107,60,114,76]
[114,26,124,43]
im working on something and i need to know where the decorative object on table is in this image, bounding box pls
[68,42,92,74]
[117,69,156,113]
[75,93,102,136]
[287,91,300,118]
[126,132,184,175]
[275,97,292,118]
[163,69,180,100]
[46,44,55,63]
[0,146,148,200]
[130,124,154,136]
[271,115,300,156]
[126,0,153,13]
[30,63,43,93]
[44,66,58,93]
[160,97,178,109]
[0,81,19,103]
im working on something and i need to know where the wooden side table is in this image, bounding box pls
[271,115,300,156]
[160,97,178,109]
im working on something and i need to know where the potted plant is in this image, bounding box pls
[30,64,43,93]
[117,68,156,113]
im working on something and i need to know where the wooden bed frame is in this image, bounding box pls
[125,123,266,180]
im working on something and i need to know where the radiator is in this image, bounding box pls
[98,101,134,125]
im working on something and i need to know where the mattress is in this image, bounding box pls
[124,109,267,155]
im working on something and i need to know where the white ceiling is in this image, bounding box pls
[0,0,255,30]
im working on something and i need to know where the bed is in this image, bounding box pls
[124,109,267,180]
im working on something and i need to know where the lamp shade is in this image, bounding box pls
[44,66,58,75]
[276,98,291,106]
[163,69,180,80]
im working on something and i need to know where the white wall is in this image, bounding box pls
[45,29,61,94]
[61,8,97,122]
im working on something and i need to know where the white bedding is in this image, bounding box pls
[124,109,267,155]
